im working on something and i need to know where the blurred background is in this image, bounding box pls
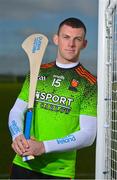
[0,0,98,179]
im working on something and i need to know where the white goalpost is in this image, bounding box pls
[96,0,117,179]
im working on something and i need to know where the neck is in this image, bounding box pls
[56,57,79,64]
[56,60,79,69]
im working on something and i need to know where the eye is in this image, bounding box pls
[63,35,69,39]
[63,36,69,39]
[76,37,82,41]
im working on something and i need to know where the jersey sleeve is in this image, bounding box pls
[80,83,97,117]
[18,74,30,102]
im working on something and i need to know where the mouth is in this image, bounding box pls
[65,49,75,53]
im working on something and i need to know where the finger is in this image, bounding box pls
[12,143,16,152]
[23,151,32,156]
[30,136,36,141]
[17,139,27,153]
[13,137,28,155]
[21,137,29,149]
[23,148,33,156]
[20,135,29,147]
[15,135,29,149]
[12,142,23,156]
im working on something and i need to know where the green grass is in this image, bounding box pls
[0,81,96,179]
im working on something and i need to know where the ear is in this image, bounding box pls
[82,40,87,49]
[53,34,59,45]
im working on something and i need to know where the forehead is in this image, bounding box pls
[59,24,85,37]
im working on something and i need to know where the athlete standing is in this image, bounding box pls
[9,17,97,179]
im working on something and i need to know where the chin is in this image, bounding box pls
[67,59,78,63]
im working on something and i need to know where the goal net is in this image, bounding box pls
[96,0,117,179]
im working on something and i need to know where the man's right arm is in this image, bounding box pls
[8,98,29,155]
[8,98,28,140]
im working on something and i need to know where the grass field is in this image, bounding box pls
[0,79,96,179]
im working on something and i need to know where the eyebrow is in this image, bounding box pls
[62,33,83,39]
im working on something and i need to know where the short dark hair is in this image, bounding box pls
[58,17,86,35]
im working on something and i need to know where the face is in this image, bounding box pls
[53,24,87,64]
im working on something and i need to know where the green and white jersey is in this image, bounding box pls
[13,61,97,178]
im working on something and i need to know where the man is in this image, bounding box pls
[9,17,97,179]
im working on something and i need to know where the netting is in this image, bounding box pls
[111,7,117,179]
[96,1,117,179]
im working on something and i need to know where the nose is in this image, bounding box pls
[68,39,75,47]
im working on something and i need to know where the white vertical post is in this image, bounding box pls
[96,0,117,179]
[95,0,108,179]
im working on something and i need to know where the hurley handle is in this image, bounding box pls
[24,109,33,139]
[23,109,34,161]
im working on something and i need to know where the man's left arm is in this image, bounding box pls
[23,115,96,156]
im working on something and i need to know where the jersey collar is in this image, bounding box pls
[56,60,79,69]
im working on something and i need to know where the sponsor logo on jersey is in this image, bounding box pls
[69,79,79,92]
[57,135,76,144]
[38,75,47,81]
[35,91,74,114]
[53,75,65,80]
